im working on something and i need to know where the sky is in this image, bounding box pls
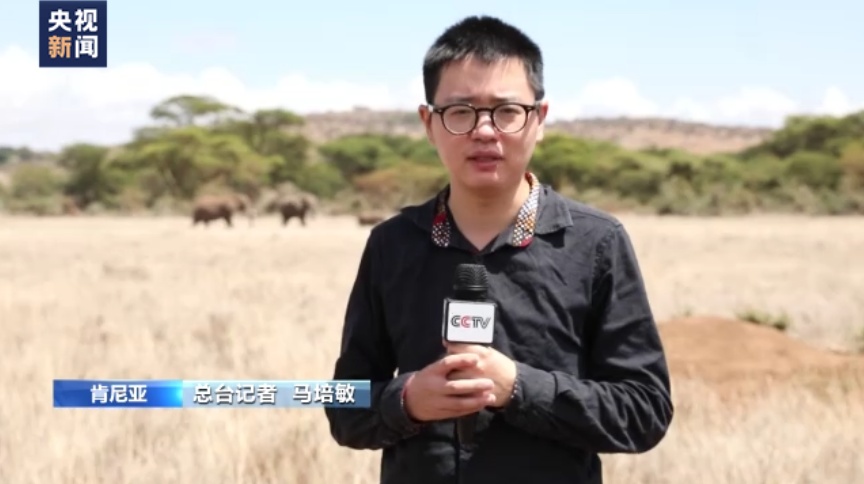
[1,0,862,151]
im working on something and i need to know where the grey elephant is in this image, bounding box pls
[191,192,255,227]
[265,194,316,227]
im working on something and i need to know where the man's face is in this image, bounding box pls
[419,56,548,194]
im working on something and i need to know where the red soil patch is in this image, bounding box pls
[658,316,864,391]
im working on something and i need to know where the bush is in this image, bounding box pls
[294,162,349,200]
[736,308,791,332]
[352,162,448,210]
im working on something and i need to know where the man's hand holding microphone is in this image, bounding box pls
[402,262,517,445]
[402,342,516,422]
[444,341,516,405]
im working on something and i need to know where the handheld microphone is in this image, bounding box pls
[442,263,497,446]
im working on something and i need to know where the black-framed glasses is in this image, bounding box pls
[428,102,540,135]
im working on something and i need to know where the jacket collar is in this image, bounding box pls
[401,172,573,249]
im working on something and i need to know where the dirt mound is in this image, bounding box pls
[658,316,864,388]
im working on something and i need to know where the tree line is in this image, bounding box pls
[1,94,863,216]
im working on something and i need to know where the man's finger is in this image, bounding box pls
[446,368,477,381]
[443,377,493,395]
[442,394,495,414]
[435,353,479,374]
[444,342,486,355]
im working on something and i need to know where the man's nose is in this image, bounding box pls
[470,112,497,139]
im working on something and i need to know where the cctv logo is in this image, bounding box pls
[450,315,492,329]
[443,300,497,345]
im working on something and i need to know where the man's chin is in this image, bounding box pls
[447,163,521,191]
[462,170,501,184]
[455,173,509,194]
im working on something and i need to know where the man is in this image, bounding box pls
[324,15,673,484]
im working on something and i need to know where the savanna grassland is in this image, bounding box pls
[2,212,863,484]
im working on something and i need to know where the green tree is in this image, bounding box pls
[784,151,842,190]
[120,126,277,200]
[149,94,242,127]
[56,143,127,208]
[744,111,864,159]
[10,164,64,199]
[352,161,448,209]
[211,107,311,184]
[7,163,66,214]
[376,135,440,165]
[317,135,403,179]
[293,162,348,199]
[599,151,669,204]
[531,134,620,190]
[839,141,864,189]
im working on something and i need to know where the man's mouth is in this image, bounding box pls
[468,155,503,163]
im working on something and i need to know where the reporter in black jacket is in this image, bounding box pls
[325,14,674,484]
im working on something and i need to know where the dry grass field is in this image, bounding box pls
[2,212,864,483]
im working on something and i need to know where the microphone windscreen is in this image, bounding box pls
[453,263,488,292]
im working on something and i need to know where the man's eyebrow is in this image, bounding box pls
[440,95,524,104]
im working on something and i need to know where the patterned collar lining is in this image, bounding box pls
[431,172,541,249]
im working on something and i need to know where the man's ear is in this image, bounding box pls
[418,104,435,143]
[535,100,549,141]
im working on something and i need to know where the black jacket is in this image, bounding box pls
[325,182,673,484]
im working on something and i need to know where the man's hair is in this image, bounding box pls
[422,15,545,104]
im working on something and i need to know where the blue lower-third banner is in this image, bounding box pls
[53,380,371,408]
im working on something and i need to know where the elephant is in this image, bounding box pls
[191,192,255,227]
[265,194,316,227]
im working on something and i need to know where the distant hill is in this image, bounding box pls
[296,108,776,155]
[0,109,777,163]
